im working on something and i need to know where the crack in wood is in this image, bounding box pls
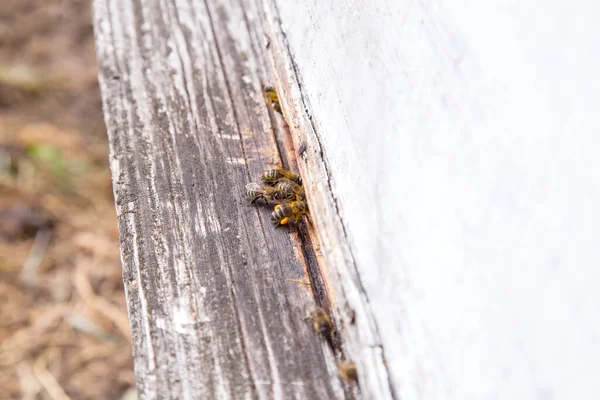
[258,0,398,398]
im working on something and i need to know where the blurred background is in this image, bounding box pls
[0,1,134,399]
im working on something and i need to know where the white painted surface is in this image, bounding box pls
[276,0,600,398]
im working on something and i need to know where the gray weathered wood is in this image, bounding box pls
[92,0,353,398]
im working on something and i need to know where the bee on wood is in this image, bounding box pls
[264,86,283,115]
[246,182,278,204]
[338,361,358,384]
[271,200,308,227]
[246,181,297,205]
[305,306,333,338]
[261,167,302,186]
[274,177,305,201]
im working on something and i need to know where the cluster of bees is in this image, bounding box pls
[245,167,309,227]
[258,85,358,385]
[248,86,308,226]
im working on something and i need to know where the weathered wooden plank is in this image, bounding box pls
[93,0,348,398]
[260,0,600,399]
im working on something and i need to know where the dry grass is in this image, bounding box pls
[0,1,134,399]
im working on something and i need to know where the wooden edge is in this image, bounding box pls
[257,0,398,398]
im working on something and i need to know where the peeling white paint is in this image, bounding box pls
[276,0,600,398]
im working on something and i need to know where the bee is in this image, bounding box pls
[264,86,283,115]
[274,178,305,201]
[245,182,278,204]
[246,181,296,205]
[271,200,308,227]
[338,361,358,384]
[305,306,333,338]
[261,167,303,186]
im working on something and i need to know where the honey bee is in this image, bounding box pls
[264,86,283,115]
[261,167,303,186]
[305,306,333,337]
[271,200,308,227]
[246,181,296,205]
[338,361,358,384]
[274,178,305,201]
[245,182,278,204]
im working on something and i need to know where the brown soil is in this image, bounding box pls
[0,1,134,399]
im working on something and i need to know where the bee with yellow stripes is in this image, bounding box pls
[270,200,308,227]
[260,167,302,186]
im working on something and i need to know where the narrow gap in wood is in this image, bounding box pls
[293,221,350,362]
[264,106,289,170]
[253,3,340,314]
[295,224,327,309]
[265,107,332,314]
[258,34,332,318]
[263,0,398,398]
[270,117,355,398]
[259,32,359,398]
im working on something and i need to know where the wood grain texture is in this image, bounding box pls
[263,0,600,399]
[92,0,350,398]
